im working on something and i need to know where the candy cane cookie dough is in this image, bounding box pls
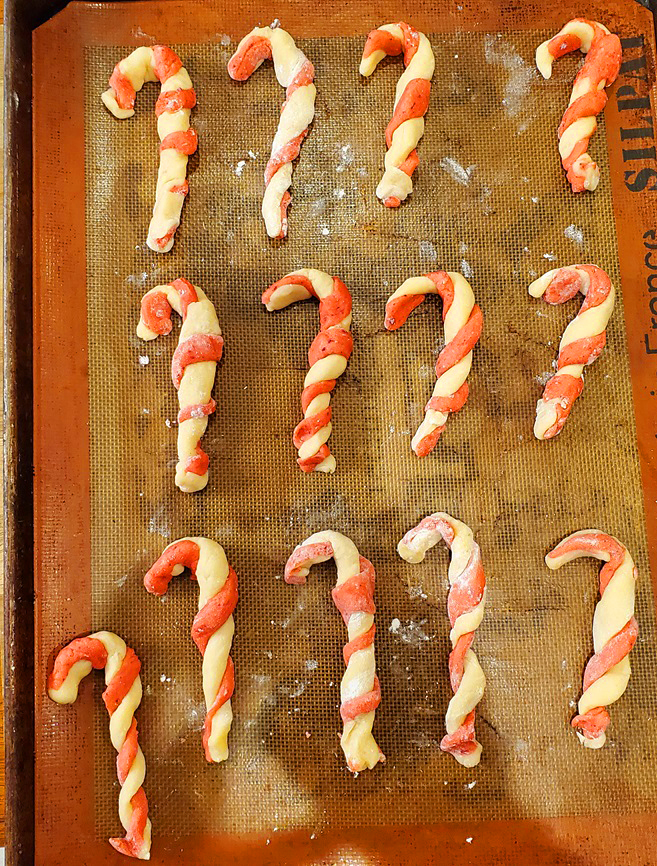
[360,23,435,206]
[144,538,238,763]
[137,278,224,492]
[398,514,487,767]
[285,531,385,772]
[385,271,483,456]
[546,530,638,748]
[529,265,614,440]
[102,45,197,251]
[536,20,621,192]
[228,26,316,239]
[263,269,353,473]
[48,632,151,860]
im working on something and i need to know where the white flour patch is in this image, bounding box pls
[281,679,306,699]
[418,364,434,381]
[420,240,437,260]
[138,355,150,366]
[460,259,473,278]
[484,35,535,117]
[234,160,247,177]
[125,271,150,289]
[440,157,475,186]
[335,144,354,173]
[309,198,326,216]
[302,492,350,533]
[132,26,156,41]
[148,504,172,539]
[564,224,584,244]
[390,618,434,646]
[515,738,530,762]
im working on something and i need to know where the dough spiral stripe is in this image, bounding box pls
[137,278,224,492]
[101,45,198,252]
[398,514,487,767]
[385,271,483,456]
[285,531,385,772]
[360,22,435,207]
[228,26,316,239]
[263,269,353,473]
[536,19,621,192]
[529,265,614,440]
[48,632,151,860]
[144,538,238,763]
[546,530,638,749]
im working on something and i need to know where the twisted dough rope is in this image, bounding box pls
[144,538,238,763]
[101,45,198,252]
[360,23,435,207]
[398,514,487,767]
[228,26,316,239]
[385,272,483,456]
[48,632,151,860]
[285,531,385,772]
[529,265,615,440]
[546,530,638,749]
[137,278,224,492]
[263,269,353,473]
[536,19,621,192]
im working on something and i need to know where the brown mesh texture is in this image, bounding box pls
[40,19,657,858]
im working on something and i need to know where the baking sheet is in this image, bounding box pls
[32,1,657,863]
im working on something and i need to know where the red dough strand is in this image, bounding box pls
[385,271,483,456]
[398,513,487,766]
[360,22,434,206]
[529,265,614,440]
[536,19,621,192]
[546,531,638,749]
[48,634,151,859]
[102,45,196,251]
[228,26,316,238]
[137,278,224,492]
[263,270,353,473]
[284,533,384,772]
[144,539,238,763]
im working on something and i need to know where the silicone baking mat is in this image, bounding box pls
[32,1,657,864]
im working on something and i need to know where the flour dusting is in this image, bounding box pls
[148,504,171,539]
[564,224,584,245]
[389,618,434,646]
[420,240,438,261]
[484,34,535,121]
[440,157,475,186]
[335,144,354,173]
